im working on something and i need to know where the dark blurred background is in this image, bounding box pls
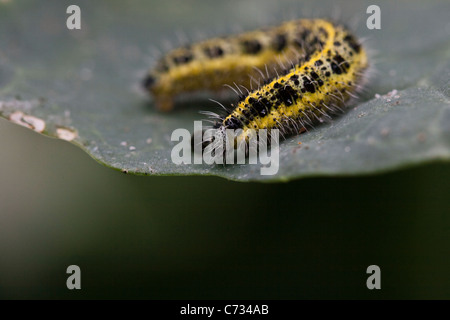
[1,117,449,299]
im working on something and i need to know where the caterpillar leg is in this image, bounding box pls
[154,95,174,112]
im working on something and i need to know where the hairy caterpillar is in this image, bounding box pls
[144,18,368,147]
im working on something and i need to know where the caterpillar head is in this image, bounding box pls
[142,73,157,91]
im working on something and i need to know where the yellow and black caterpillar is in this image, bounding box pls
[143,19,369,144]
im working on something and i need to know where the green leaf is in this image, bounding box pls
[1,0,449,181]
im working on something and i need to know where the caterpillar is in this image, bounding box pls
[143,18,368,147]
